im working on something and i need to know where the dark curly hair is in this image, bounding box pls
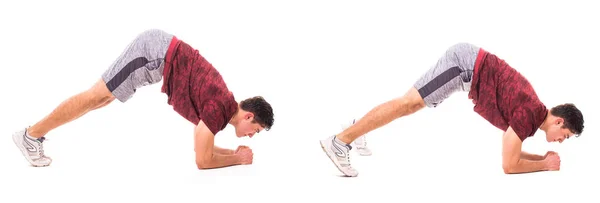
[240,96,274,131]
[550,103,584,136]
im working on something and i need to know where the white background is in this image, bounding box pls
[1,0,598,202]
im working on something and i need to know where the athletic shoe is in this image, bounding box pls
[342,119,373,156]
[12,127,52,167]
[319,134,358,177]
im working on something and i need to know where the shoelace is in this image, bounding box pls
[36,137,48,158]
[345,144,352,164]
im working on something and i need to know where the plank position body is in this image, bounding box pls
[320,43,584,177]
[13,29,275,169]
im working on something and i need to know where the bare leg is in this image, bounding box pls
[27,79,116,138]
[337,87,426,144]
[91,96,115,110]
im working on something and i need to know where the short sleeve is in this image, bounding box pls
[509,107,536,141]
[199,100,226,136]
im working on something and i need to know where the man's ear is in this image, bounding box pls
[555,117,564,125]
[244,112,254,120]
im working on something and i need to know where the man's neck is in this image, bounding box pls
[229,107,241,125]
[539,111,552,132]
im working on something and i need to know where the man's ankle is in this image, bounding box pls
[335,135,352,145]
[26,127,46,139]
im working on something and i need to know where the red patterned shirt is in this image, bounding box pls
[468,48,548,141]
[161,36,238,135]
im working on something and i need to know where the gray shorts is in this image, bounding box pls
[101,29,174,102]
[413,43,480,108]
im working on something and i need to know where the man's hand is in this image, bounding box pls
[544,152,561,171]
[235,145,250,154]
[235,146,253,165]
[544,151,558,159]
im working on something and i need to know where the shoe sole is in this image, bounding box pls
[12,132,50,167]
[319,140,358,177]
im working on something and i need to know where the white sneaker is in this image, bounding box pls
[319,135,358,177]
[352,136,372,156]
[12,128,52,167]
[342,119,373,156]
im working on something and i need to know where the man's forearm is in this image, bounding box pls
[504,158,548,174]
[197,153,240,169]
[520,151,544,160]
[213,146,234,155]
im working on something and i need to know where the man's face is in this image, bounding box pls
[235,116,264,138]
[545,118,575,143]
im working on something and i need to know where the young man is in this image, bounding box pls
[320,43,584,177]
[12,29,275,169]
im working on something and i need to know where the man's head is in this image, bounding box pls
[232,96,274,138]
[544,103,584,143]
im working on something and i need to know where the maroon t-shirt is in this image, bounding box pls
[161,36,238,135]
[468,48,548,141]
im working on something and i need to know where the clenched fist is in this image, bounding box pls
[544,152,561,171]
[544,151,558,159]
[236,146,253,165]
[235,145,250,154]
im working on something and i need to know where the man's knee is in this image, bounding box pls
[88,79,115,104]
[401,99,425,115]
[401,87,426,114]
[409,99,426,113]
[102,96,116,104]
[92,97,115,110]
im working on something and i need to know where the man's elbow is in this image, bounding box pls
[502,163,517,174]
[503,166,512,174]
[196,158,213,170]
[196,162,209,170]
